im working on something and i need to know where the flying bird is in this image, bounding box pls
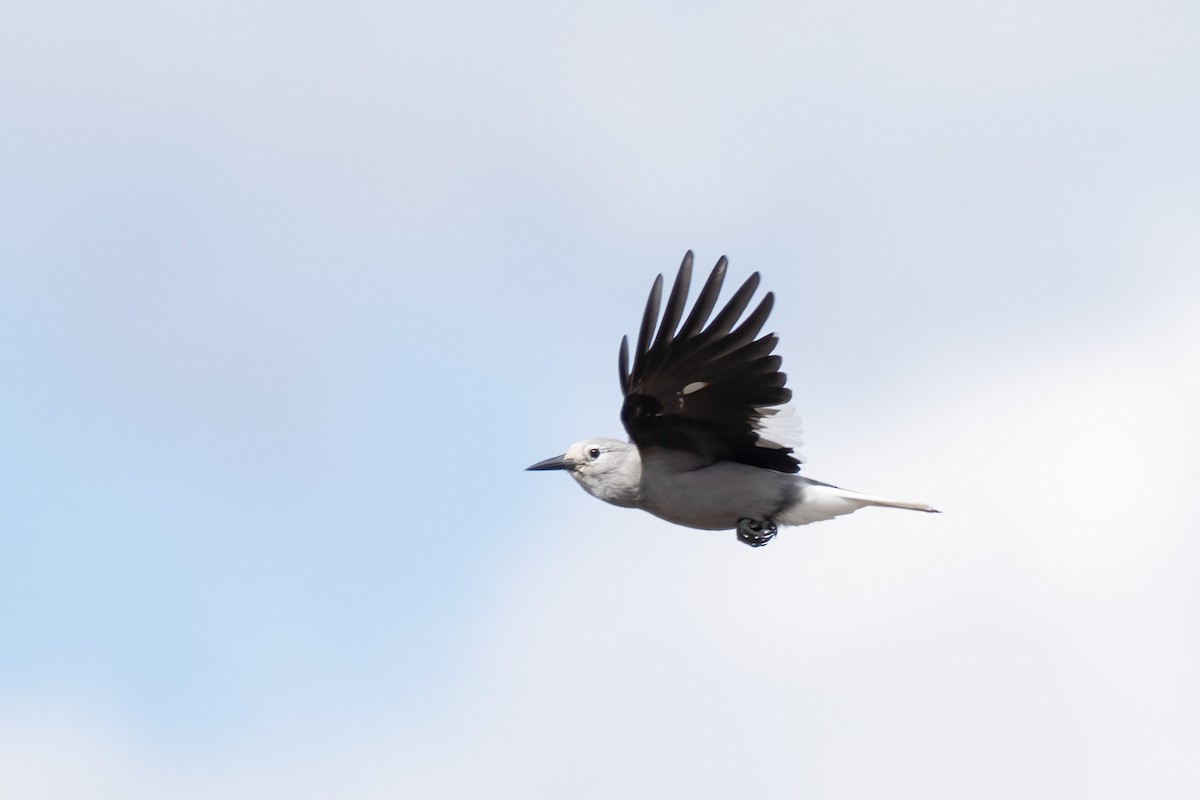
[527,251,938,546]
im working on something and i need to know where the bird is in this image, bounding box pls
[526,251,939,547]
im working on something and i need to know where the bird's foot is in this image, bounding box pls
[736,518,777,547]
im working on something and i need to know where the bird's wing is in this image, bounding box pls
[618,251,801,473]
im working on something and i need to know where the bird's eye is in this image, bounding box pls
[588,447,601,460]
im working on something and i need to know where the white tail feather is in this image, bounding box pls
[780,482,940,526]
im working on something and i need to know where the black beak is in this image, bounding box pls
[526,454,572,471]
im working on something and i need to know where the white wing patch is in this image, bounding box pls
[753,405,803,459]
[682,381,708,395]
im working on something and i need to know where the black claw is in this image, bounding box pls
[736,518,777,547]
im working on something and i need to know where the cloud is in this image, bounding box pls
[431,274,1200,798]
[6,275,1195,800]
[3,2,1198,798]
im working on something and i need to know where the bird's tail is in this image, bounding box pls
[781,480,940,526]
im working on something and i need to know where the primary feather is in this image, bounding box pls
[618,251,799,473]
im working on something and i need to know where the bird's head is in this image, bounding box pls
[526,438,641,507]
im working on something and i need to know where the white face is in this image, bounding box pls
[528,437,640,507]
[564,438,628,478]
[560,438,640,506]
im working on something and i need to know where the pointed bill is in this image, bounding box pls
[526,454,572,471]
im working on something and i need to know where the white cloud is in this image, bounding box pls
[442,273,1200,798]
[3,2,1198,798]
[7,274,1194,799]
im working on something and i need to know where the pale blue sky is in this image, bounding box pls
[2,1,1198,797]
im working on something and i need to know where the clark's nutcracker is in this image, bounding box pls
[527,251,938,547]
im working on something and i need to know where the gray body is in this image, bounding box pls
[536,438,936,535]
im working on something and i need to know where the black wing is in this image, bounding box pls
[618,251,800,473]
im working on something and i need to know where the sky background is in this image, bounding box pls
[2,1,1199,797]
